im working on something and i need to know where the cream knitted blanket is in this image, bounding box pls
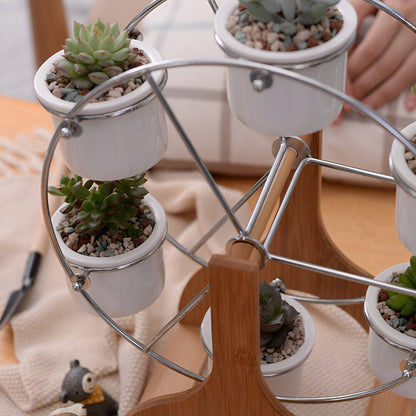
[0,154,248,415]
[0,130,376,416]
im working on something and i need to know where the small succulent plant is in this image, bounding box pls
[259,281,299,348]
[48,173,149,236]
[385,256,416,319]
[240,0,340,35]
[54,19,138,90]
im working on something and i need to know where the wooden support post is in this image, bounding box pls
[262,131,372,327]
[129,255,295,416]
[128,129,414,415]
[28,0,68,68]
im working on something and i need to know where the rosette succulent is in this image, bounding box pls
[240,0,340,34]
[259,281,299,348]
[48,173,149,236]
[54,19,138,90]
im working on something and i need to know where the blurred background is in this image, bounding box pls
[0,0,95,100]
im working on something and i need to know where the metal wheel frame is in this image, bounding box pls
[40,0,416,403]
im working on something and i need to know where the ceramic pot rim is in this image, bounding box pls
[200,294,316,376]
[34,39,164,117]
[214,0,357,65]
[51,193,167,270]
[390,122,416,192]
[364,262,416,350]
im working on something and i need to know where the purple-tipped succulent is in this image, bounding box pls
[259,281,299,349]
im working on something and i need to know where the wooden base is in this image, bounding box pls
[130,256,295,416]
[127,131,415,416]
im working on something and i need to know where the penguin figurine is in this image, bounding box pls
[59,360,118,416]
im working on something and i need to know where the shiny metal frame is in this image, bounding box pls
[39,0,416,404]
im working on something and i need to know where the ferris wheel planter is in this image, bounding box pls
[51,193,167,318]
[214,0,357,136]
[34,38,168,181]
[200,293,315,396]
[364,261,416,399]
[390,121,416,254]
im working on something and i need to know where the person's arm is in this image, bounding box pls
[347,0,416,111]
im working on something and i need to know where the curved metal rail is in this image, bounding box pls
[40,47,416,398]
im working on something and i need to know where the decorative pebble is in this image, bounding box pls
[266,32,279,44]
[272,23,280,33]
[260,316,305,364]
[234,31,247,43]
[226,7,343,52]
[77,244,87,254]
[45,49,150,103]
[56,201,154,258]
[107,89,122,98]
[377,288,416,338]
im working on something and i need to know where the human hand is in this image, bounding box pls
[346,0,416,111]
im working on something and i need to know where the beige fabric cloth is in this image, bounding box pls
[0,131,377,416]
[0,167,248,416]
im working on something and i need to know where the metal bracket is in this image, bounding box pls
[60,118,83,138]
[250,70,273,92]
[71,273,91,292]
[272,136,311,169]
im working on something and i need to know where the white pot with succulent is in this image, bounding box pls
[34,19,168,181]
[214,0,357,136]
[364,257,416,399]
[390,122,416,254]
[201,281,315,396]
[48,173,166,318]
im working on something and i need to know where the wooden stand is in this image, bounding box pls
[127,132,415,416]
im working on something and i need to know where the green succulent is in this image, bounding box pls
[48,173,149,235]
[259,281,299,348]
[385,256,416,319]
[240,0,340,34]
[54,19,137,89]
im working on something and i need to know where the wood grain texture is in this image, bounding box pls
[0,324,17,365]
[129,255,294,416]
[28,0,68,68]
[229,147,297,266]
[139,324,207,403]
[262,132,372,327]
[364,382,415,416]
[1,94,413,415]
[131,131,415,416]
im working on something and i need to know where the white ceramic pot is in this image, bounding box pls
[364,262,416,399]
[214,0,357,136]
[390,122,416,254]
[52,194,166,317]
[34,40,168,181]
[200,294,315,396]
